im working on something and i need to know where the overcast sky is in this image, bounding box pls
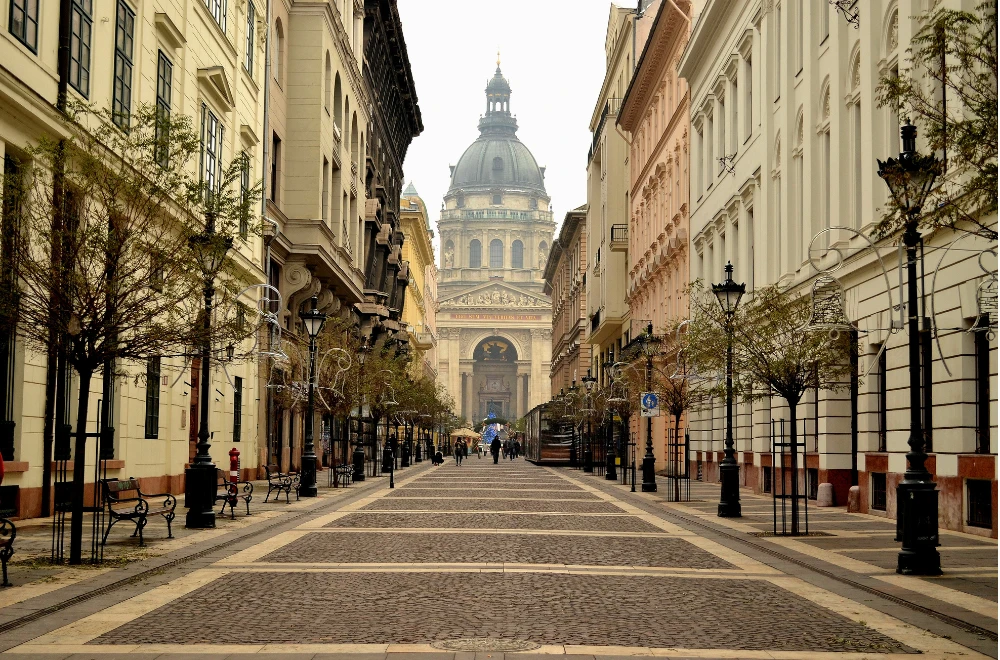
[398,0,615,260]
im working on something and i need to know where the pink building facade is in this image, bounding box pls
[618,0,694,467]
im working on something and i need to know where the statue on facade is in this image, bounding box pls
[443,245,454,269]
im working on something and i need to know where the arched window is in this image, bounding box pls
[511,240,524,268]
[493,156,503,171]
[350,113,358,169]
[489,239,503,268]
[333,73,342,129]
[469,240,482,268]
[456,193,465,208]
[274,19,285,85]
[324,52,332,112]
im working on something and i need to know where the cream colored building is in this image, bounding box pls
[436,65,554,425]
[400,183,438,381]
[619,0,698,471]
[262,0,374,472]
[586,2,659,389]
[544,206,591,395]
[0,0,267,517]
[681,0,996,535]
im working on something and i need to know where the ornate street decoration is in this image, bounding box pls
[831,0,860,28]
[802,274,853,339]
[718,154,737,176]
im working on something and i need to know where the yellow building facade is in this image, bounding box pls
[0,0,267,517]
[400,183,438,381]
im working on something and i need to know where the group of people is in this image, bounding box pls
[429,433,523,466]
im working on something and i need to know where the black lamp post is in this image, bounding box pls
[603,361,619,481]
[639,323,660,492]
[582,369,597,473]
[713,261,745,518]
[352,343,368,481]
[299,295,327,497]
[877,122,941,575]
[185,216,232,529]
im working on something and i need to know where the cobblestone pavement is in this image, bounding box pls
[0,459,995,660]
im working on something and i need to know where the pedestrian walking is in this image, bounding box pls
[490,436,501,464]
[454,439,464,466]
[514,439,522,459]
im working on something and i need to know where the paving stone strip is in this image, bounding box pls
[326,511,664,532]
[90,571,914,652]
[361,498,624,513]
[257,530,733,568]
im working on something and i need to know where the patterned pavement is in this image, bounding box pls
[0,459,994,659]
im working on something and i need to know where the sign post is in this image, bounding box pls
[640,392,659,418]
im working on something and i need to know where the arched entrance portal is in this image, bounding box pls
[472,336,518,422]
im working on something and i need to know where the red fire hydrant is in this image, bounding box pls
[229,448,240,489]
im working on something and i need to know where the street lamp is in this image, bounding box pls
[299,295,327,497]
[582,369,597,473]
[713,261,745,518]
[603,360,619,481]
[877,122,941,575]
[185,215,233,529]
[638,323,660,492]
[352,342,368,482]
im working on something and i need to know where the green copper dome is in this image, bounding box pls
[447,65,547,197]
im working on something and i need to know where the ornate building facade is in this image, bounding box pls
[544,206,591,395]
[400,183,438,381]
[436,65,554,424]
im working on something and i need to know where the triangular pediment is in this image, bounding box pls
[441,281,550,309]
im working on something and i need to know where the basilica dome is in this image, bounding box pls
[447,66,547,197]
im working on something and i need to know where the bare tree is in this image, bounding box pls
[0,103,260,563]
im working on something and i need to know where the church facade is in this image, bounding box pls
[436,64,554,425]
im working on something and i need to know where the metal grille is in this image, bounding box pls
[967,479,992,528]
[871,472,887,511]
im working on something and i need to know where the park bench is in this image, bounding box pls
[100,478,177,547]
[215,469,253,519]
[0,517,14,587]
[263,464,300,503]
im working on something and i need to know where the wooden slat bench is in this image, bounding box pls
[263,464,300,503]
[0,517,14,587]
[100,478,177,547]
[215,469,253,518]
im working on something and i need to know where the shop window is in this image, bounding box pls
[871,472,887,511]
[967,479,992,529]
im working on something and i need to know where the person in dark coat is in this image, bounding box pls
[454,439,464,466]
[490,437,501,464]
[514,439,522,459]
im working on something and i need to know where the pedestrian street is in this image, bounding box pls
[0,459,993,660]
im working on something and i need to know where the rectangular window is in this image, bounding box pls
[853,101,863,227]
[270,134,281,203]
[731,79,739,150]
[245,0,255,74]
[807,468,818,499]
[975,319,991,454]
[744,56,753,137]
[822,129,831,229]
[240,156,251,238]
[795,0,803,74]
[233,376,243,442]
[69,0,93,97]
[719,100,727,163]
[706,114,714,186]
[112,1,136,129]
[819,0,830,43]
[871,472,887,510]
[762,466,772,493]
[204,0,226,30]
[155,51,173,167]
[967,479,992,528]
[9,0,39,51]
[322,158,330,222]
[149,253,164,292]
[695,127,703,195]
[144,357,161,439]
[877,344,887,452]
[202,107,224,200]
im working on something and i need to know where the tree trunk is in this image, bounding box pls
[788,399,800,536]
[69,367,92,565]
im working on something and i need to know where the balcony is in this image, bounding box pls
[610,224,628,251]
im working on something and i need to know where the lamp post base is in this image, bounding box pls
[300,454,317,497]
[896,480,942,575]
[352,446,366,482]
[717,461,741,517]
[641,455,657,492]
[184,464,217,529]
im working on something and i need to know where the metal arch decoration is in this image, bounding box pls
[930,239,998,375]
[668,319,718,384]
[313,347,352,411]
[831,0,860,28]
[801,274,853,339]
[803,226,901,377]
